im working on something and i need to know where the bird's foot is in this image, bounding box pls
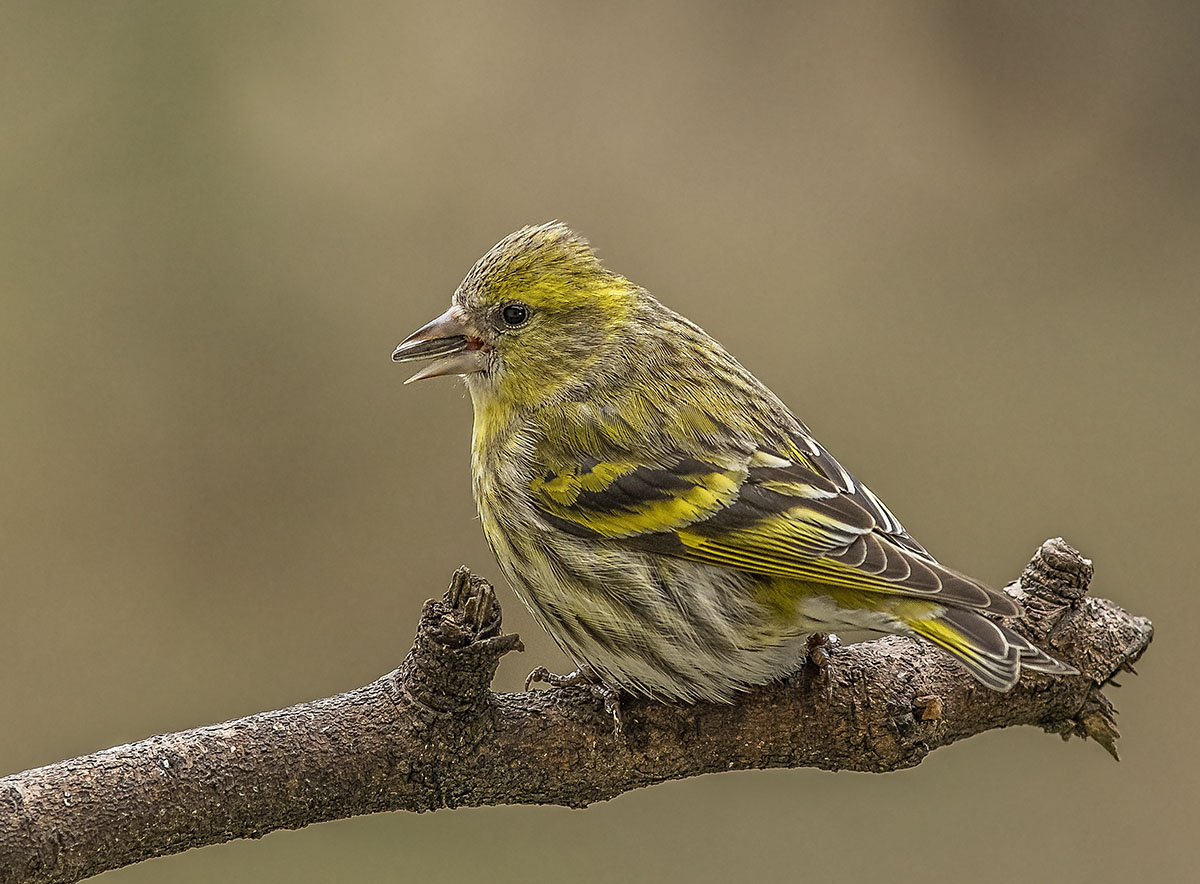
[805,632,840,699]
[806,632,841,671]
[525,664,624,733]
[524,663,602,691]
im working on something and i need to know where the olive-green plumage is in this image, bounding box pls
[393,222,1076,701]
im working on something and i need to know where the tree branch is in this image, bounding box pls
[0,539,1153,884]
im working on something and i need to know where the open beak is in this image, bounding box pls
[392,306,488,384]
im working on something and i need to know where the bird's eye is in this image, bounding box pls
[501,303,529,326]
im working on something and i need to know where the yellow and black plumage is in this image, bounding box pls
[393,222,1077,702]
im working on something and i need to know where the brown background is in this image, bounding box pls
[2,3,1195,882]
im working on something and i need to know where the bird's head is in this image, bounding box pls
[393,222,636,412]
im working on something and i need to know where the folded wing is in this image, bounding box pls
[530,435,1019,617]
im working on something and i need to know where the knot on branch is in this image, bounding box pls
[998,537,1092,656]
[393,567,522,721]
[1019,537,1094,602]
[1001,539,1151,758]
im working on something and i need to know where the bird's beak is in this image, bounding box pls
[392,306,488,384]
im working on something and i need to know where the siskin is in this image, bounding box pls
[393,222,1077,702]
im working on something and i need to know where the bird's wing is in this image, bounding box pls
[783,425,933,558]
[530,439,1017,615]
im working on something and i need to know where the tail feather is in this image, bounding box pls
[907,607,1078,692]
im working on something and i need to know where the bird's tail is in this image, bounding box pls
[906,606,1078,691]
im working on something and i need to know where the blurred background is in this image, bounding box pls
[2,2,1195,881]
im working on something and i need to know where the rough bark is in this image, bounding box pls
[0,539,1153,884]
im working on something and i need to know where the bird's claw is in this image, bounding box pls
[525,664,595,691]
[525,664,624,734]
[523,665,552,692]
[806,632,841,671]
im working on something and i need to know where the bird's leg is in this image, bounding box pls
[806,632,841,671]
[525,663,624,733]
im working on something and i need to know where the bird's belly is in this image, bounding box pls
[482,519,818,702]
[470,459,894,702]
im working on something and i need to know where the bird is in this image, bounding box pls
[392,222,1077,703]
